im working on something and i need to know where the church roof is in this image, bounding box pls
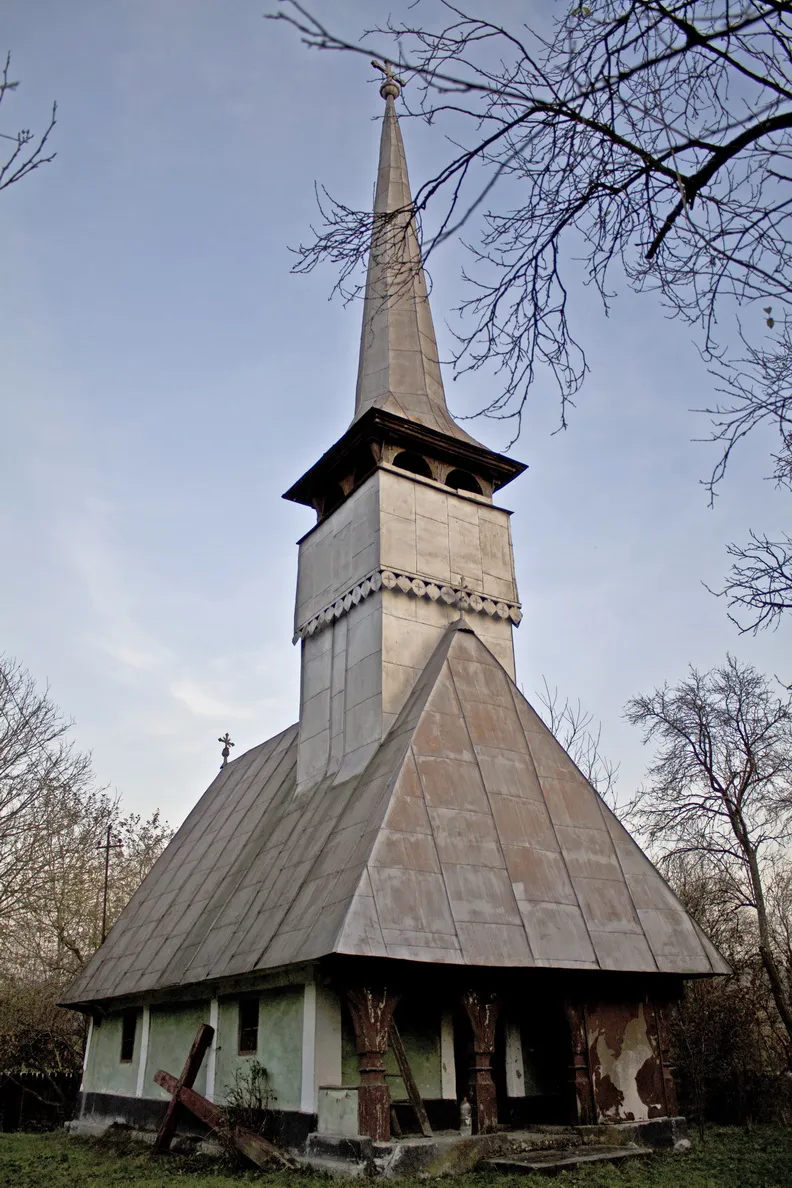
[63,624,727,1009]
[353,84,483,447]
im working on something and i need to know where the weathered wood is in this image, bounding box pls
[346,987,400,1141]
[153,1022,214,1153]
[388,1022,432,1138]
[153,1070,294,1168]
[155,1070,219,1124]
[563,999,596,1126]
[389,1105,403,1138]
[461,990,500,1134]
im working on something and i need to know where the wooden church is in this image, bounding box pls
[63,69,728,1163]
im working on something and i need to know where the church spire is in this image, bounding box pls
[354,65,475,443]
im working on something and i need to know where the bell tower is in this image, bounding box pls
[284,67,526,791]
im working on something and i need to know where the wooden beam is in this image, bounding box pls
[461,990,500,1134]
[388,1022,432,1138]
[153,1023,214,1153]
[154,1071,294,1168]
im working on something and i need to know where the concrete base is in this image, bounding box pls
[66,1092,688,1176]
[486,1146,653,1175]
[300,1118,689,1178]
[67,1091,317,1153]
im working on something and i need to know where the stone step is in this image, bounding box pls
[484,1145,653,1176]
[299,1154,368,1179]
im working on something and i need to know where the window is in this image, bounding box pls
[445,468,482,495]
[238,998,259,1055]
[393,451,433,479]
[120,1010,137,1063]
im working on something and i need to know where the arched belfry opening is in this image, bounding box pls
[393,450,432,479]
[445,468,482,496]
[318,484,345,519]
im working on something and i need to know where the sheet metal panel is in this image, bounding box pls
[63,624,726,1009]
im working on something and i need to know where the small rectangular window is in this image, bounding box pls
[238,998,259,1055]
[120,1010,137,1063]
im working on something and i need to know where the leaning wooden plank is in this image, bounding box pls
[153,1070,295,1168]
[231,1125,297,1170]
[154,1070,223,1130]
[153,1022,214,1153]
[388,1021,433,1137]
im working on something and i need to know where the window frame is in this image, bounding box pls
[120,1009,137,1063]
[237,997,259,1056]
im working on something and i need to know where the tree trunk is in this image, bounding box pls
[746,847,792,1062]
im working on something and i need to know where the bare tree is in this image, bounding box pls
[701,319,792,630]
[274,1,792,445]
[0,654,171,972]
[719,529,792,632]
[3,800,171,982]
[0,656,171,1076]
[655,851,792,1122]
[625,655,792,1059]
[536,678,619,804]
[0,52,56,194]
[0,656,93,927]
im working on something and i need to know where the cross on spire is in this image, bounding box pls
[218,732,234,770]
[371,59,406,100]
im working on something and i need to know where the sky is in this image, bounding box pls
[2,0,789,832]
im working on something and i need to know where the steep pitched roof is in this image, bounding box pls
[63,625,727,1008]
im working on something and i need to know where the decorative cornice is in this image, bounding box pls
[282,407,527,510]
[294,568,522,643]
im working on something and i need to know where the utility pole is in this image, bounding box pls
[97,825,123,944]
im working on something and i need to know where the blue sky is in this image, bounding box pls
[2,0,789,830]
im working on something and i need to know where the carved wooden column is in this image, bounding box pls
[346,987,400,1141]
[653,1000,679,1117]
[564,999,595,1125]
[461,990,500,1134]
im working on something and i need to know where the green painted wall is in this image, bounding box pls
[259,988,303,1111]
[341,1012,358,1088]
[214,998,245,1105]
[340,1003,442,1102]
[214,987,304,1112]
[84,1012,141,1097]
[144,1003,210,1101]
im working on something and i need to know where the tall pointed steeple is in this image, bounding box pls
[354,69,477,444]
[283,70,527,790]
[284,67,525,522]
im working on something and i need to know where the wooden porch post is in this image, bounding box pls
[461,990,500,1134]
[346,987,400,1142]
[564,999,596,1125]
[652,1000,679,1117]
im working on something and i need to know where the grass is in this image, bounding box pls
[0,1126,790,1187]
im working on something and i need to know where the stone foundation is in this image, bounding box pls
[66,1090,688,1177]
[67,1091,317,1153]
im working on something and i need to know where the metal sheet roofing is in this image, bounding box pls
[63,624,727,1008]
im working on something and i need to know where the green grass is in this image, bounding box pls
[0,1126,790,1187]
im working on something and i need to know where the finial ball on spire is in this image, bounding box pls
[371,59,405,101]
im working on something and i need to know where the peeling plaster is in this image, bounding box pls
[589,1004,663,1123]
